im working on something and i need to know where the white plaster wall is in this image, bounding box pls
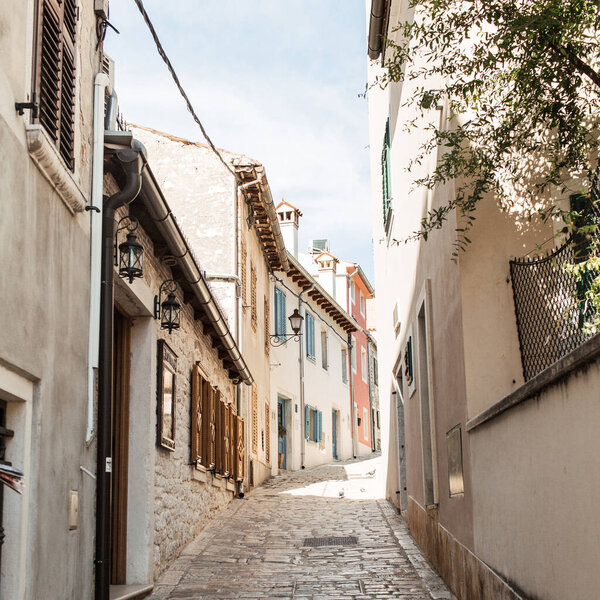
[271,273,353,471]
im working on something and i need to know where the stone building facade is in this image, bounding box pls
[129,125,289,489]
[103,141,251,592]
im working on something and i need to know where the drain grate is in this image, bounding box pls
[303,536,358,547]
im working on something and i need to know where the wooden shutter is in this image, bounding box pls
[222,401,230,477]
[264,402,270,464]
[204,385,216,470]
[251,385,258,454]
[304,405,310,440]
[215,390,223,474]
[190,365,203,465]
[36,0,77,170]
[234,415,245,481]
[228,405,235,478]
[318,411,323,443]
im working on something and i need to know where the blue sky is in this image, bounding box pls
[105,0,373,281]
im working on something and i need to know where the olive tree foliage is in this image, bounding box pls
[375,0,600,252]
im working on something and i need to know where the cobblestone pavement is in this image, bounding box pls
[149,455,455,600]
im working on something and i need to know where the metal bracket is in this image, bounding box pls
[15,94,38,119]
[85,205,101,213]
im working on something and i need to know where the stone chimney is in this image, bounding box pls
[315,252,338,300]
[275,199,301,258]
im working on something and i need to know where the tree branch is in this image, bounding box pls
[548,39,600,89]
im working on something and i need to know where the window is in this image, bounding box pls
[274,286,286,341]
[351,339,356,373]
[240,240,247,306]
[251,384,258,454]
[361,348,367,382]
[404,335,414,386]
[305,312,315,360]
[363,408,369,440]
[360,293,365,316]
[304,405,322,443]
[250,263,257,332]
[341,348,348,384]
[372,356,378,386]
[321,330,328,370]
[264,296,270,355]
[36,0,77,170]
[382,118,392,232]
[350,280,355,305]
[265,402,270,464]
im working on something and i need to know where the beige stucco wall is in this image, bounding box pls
[470,360,600,600]
[0,1,101,598]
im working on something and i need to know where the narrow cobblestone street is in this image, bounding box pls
[149,456,454,600]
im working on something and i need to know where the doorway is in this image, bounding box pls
[111,309,131,584]
[277,396,286,470]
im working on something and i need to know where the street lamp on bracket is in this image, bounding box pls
[269,308,304,347]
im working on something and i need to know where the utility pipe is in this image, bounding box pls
[86,73,112,443]
[299,284,314,469]
[368,0,387,59]
[95,148,143,600]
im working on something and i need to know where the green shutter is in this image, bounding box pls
[318,411,323,443]
[275,286,287,340]
[304,405,310,440]
[382,118,392,232]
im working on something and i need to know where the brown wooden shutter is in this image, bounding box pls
[234,415,245,481]
[222,402,230,477]
[228,406,235,479]
[214,389,222,474]
[250,263,257,331]
[265,402,270,464]
[205,385,216,470]
[190,365,203,465]
[240,240,247,308]
[251,384,258,454]
[36,0,77,170]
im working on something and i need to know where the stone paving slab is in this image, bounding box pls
[148,456,455,600]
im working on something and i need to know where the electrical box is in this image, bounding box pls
[94,0,109,19]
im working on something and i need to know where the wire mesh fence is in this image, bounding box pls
[510,165,600,381]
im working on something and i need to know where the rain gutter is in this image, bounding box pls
[368,0,387,59]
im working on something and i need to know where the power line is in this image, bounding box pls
[132,0,237,178]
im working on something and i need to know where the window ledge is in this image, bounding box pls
[466,332,600,431]
[26,125,86,213]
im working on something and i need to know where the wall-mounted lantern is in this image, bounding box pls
[116,216,144,284]
[270,308,304,347]
[154,280,181,334]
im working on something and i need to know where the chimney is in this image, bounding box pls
[316,253,338,300]
[275,199,301,258]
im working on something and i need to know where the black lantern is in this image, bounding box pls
[116,216,144,284]
[288,308,303,335]
[154,280,181,334]
[270,308,304,346]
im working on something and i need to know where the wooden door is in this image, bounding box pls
[111,310,131,585]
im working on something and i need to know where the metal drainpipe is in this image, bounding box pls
[299,284,314,469]
[95,148,143,600]
[348,333,357,458]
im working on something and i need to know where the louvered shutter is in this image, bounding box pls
[304,405,310,440]
[36,0,77,170]
[190,365,202,465]
[234,415,245,481]
[264,402,270,464]
[228,405,235,478]
[215,391,223,474]
[206,386,216,469]
[222,401,230,477]
[318,411,323,443]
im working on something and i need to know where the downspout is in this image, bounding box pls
[86,73,112,443]
[95,148,143,600]
[368,0,387,59]
[299,284,314,469]
[348,333,357,458]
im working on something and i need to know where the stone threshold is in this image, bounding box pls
[109,584,153,600]
[467,332,600,431]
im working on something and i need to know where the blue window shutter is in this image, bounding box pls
[281,292,287,337]
[318,411,323,443]
[304,405,309,440]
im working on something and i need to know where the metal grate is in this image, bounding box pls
[510,165,600,381]
[303,536,358,547]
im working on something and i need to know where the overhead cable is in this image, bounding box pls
[132,0,236,178]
